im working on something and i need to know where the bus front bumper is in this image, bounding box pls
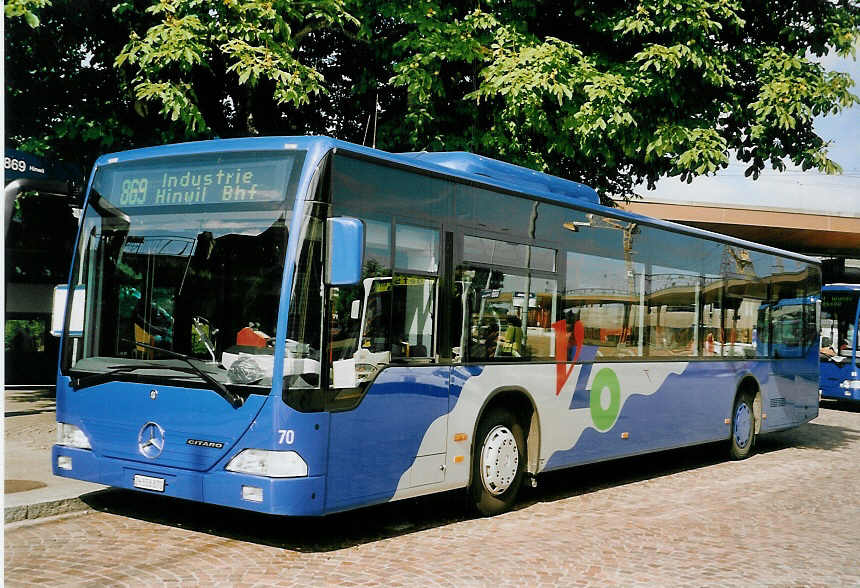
[52,445,327,516]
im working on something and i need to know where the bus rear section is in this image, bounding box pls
[820,285,860,402]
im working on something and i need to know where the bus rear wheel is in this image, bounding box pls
[729,392,756,460]
[470,407,525,516]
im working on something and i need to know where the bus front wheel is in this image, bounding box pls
[470,407,525,516]
[729,392,756,460]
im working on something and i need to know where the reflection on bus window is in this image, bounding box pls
[563,252,644,359]
[463,235,555,272]
[396,224,439,273]
[647,266,697,357]
[364,219,391,267]
[459,268,557,362]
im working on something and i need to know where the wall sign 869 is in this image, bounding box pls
[5,157,29,173]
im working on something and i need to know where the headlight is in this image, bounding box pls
[225,449,308,478]
[56,422,91,449]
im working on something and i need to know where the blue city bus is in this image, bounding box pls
[52,137,821,516]
[819,284,860,402]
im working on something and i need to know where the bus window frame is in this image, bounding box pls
[325,148,822,378]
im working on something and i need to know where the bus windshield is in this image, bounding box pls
[821,290,860,357]
[63,151,306,391]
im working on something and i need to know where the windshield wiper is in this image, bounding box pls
[74,359,244,409]
[73,362,164,390]
[119,340,244,408]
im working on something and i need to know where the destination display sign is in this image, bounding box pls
[823,294,859,311]
[97,154,296,209]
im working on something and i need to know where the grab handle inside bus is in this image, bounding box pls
[325,217,364,286]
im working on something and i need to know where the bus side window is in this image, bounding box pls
[389,276,435,359]
[461,269,529,361]
[328,218,440,390]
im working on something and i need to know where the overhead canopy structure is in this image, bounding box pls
[620,200,860,258]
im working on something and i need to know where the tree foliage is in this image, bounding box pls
[5,0,859,203]
[4,0,51,28]
[381,0,860,198]
[4,0,183,176]
[114,0,357,136]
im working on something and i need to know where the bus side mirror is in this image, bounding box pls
[325,217,364,286]
[51,285,86,337]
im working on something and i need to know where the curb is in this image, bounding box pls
[4,489,115,524]
[4,496,92,524]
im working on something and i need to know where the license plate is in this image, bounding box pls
[133,474,165,492]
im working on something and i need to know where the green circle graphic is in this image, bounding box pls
[590,368,621,431]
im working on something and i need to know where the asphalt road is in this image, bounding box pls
[5,403,860,586]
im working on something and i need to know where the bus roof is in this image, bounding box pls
[94,136,819,266]
[395,151,600,205]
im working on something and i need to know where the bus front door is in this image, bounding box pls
[325,366,451,512]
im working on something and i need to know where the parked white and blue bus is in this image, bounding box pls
[52,137,821,516]
[820,284,860,402]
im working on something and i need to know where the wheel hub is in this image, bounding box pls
[734,403,752,449]
[480,425,519,495]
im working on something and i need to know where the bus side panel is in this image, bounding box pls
[434,362,731,484]
[387,365,485,502]
[324,366,450,513]
[763,351,819,429]
[542,361,765,470]
[436,360,809,478]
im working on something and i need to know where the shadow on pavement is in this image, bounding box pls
[6,388,57,402]
[5,387,57,417]
[518,441,729,511]
[79,442,736,552]
[78,415,859,553]
[757,421,860,454]
[4,409,55,417]
[820,399,860,413]
[82,487,472,553]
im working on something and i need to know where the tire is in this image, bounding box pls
[729,392,756,460]
[470,407,526,516]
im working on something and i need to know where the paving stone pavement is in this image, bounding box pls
[4,388,107,522]
[5,404,860,587]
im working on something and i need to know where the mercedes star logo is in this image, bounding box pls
[138,421,165,459]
